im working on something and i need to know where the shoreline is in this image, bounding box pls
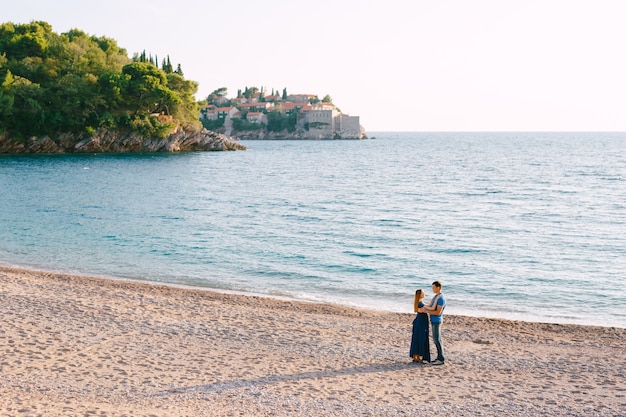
[1,266,625,416]
[2,263,619,330]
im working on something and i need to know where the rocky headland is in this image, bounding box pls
[0,127,246,154]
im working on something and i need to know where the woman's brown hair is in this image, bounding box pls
[414,289,424,313]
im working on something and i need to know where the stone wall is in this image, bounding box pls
[232,126,368,140]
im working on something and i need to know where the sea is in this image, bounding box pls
[1,132,625,328]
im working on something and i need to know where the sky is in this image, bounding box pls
[3,0,626,131]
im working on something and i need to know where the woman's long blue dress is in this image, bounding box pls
[409,301,431,361]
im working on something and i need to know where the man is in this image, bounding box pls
[422,280,446,365]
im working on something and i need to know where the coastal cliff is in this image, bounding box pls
[0,127,246,154]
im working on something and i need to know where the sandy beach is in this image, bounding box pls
[0,266,624,416]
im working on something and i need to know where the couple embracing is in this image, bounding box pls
[410,281,446,366]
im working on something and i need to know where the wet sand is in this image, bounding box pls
[0,266,624,416]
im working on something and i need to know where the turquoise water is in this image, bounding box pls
[1,132,625,328]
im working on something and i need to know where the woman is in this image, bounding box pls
[409,289,431,363]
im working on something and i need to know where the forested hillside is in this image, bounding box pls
[0,21,200,140]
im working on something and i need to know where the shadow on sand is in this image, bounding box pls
[156,361,416,396]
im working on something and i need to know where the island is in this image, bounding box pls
[199,88,368,140]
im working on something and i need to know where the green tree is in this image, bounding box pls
[44,73,103,133]
[207,87,227,103]
[122,62,168,114]
[62,31,110,76]
[232,118,263,131]
[266,110,283,132]
[0,21,201,139]
[98,71,130,109]
[5,75,44,136]
[0,68,15,127]
[166,72,199,125]
[200,117,224,131]
[266,110,296,133]
[244,86,259,99]
[322,94,332,103]
[162,55,173,73]
[0,21,52,61]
